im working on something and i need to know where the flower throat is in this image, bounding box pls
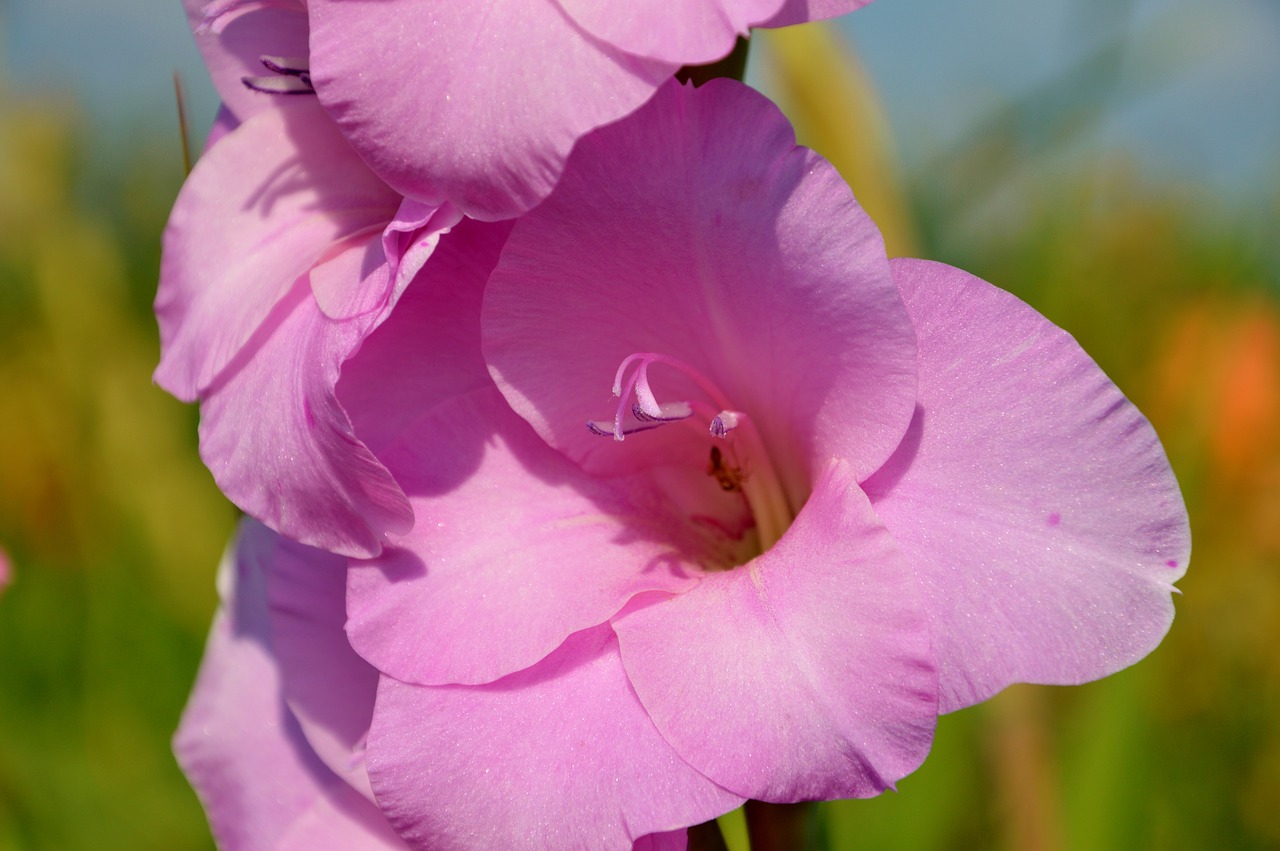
[587,352,793,553]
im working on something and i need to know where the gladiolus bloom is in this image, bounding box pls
[178,79,1188,849]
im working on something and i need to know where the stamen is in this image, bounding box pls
[242,54,316,96]
[632,402,693,424]
[586,420,660,438]
[586,352,795,552]
[709,411,742,437]
[259,55,309,76]
[242,75,315,95]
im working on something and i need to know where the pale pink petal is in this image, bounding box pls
[484,79,916,506]
[337,218,514,458]
[346,387,700,687]
[155,98,398,400]
[183,0,310,125]
[365,626,744,849]
[764,0,875,27]
[863,259,1190,713]
[381,198,466,299]
[307,0,676,220]
[266,529,379,802]
[175,521,404,851]
[306,230,389,321]
[613,463,937,802]
[198,267,412,558]
[308,199,463,323]
[555,0,783,65]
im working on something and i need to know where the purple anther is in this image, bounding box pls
[242,75,316,95]
[631,402,694,424]
[260,56,310,76]
[243,54,316,96]
[709,410,741,438]
[587,420,659,440]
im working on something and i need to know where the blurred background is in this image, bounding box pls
[0,0,1277,848]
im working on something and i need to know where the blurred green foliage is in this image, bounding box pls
[0,84,236,850]
[1,21,1278,849]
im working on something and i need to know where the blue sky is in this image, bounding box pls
[3,0,1277,198]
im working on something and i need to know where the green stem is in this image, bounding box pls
[745,800,812,851]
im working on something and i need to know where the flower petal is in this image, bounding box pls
[346,387,701,687]
[307,0,675,220]
[864,259,1190,713]
[555,0,784,65]
[174,521,404,851]
[613,462,937,802]
[336,218,514,458]
[483,79,916,506]
[197,265,412,558]
[365,626,744,849]
[155,98,399,400]
[266,527,379,802]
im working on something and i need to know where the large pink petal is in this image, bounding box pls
[484,79,916,507]
[864,259,1190,713]
[197,262,412,558]
[183,0,310,125]
[155,98,399,400]
[365,626,743,849]
[266,527,380,802]
[175,521,405,851]
[555,0,783,65]
[307,0,675,220]
[337,218,514,458]
[613,462,937,802]
[346,387,701,687]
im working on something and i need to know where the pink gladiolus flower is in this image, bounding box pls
[178,79,1188,848]
[157,1,464,556]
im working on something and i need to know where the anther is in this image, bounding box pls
[243,55,316,95]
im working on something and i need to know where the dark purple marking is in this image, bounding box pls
[1046,512,1061,527]
[586,420,660,438]
[1166,559,1178,568]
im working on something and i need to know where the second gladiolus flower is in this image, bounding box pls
[177,78,1188,849]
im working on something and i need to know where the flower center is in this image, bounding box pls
[242,55,315,95]
[587,352,793,553]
